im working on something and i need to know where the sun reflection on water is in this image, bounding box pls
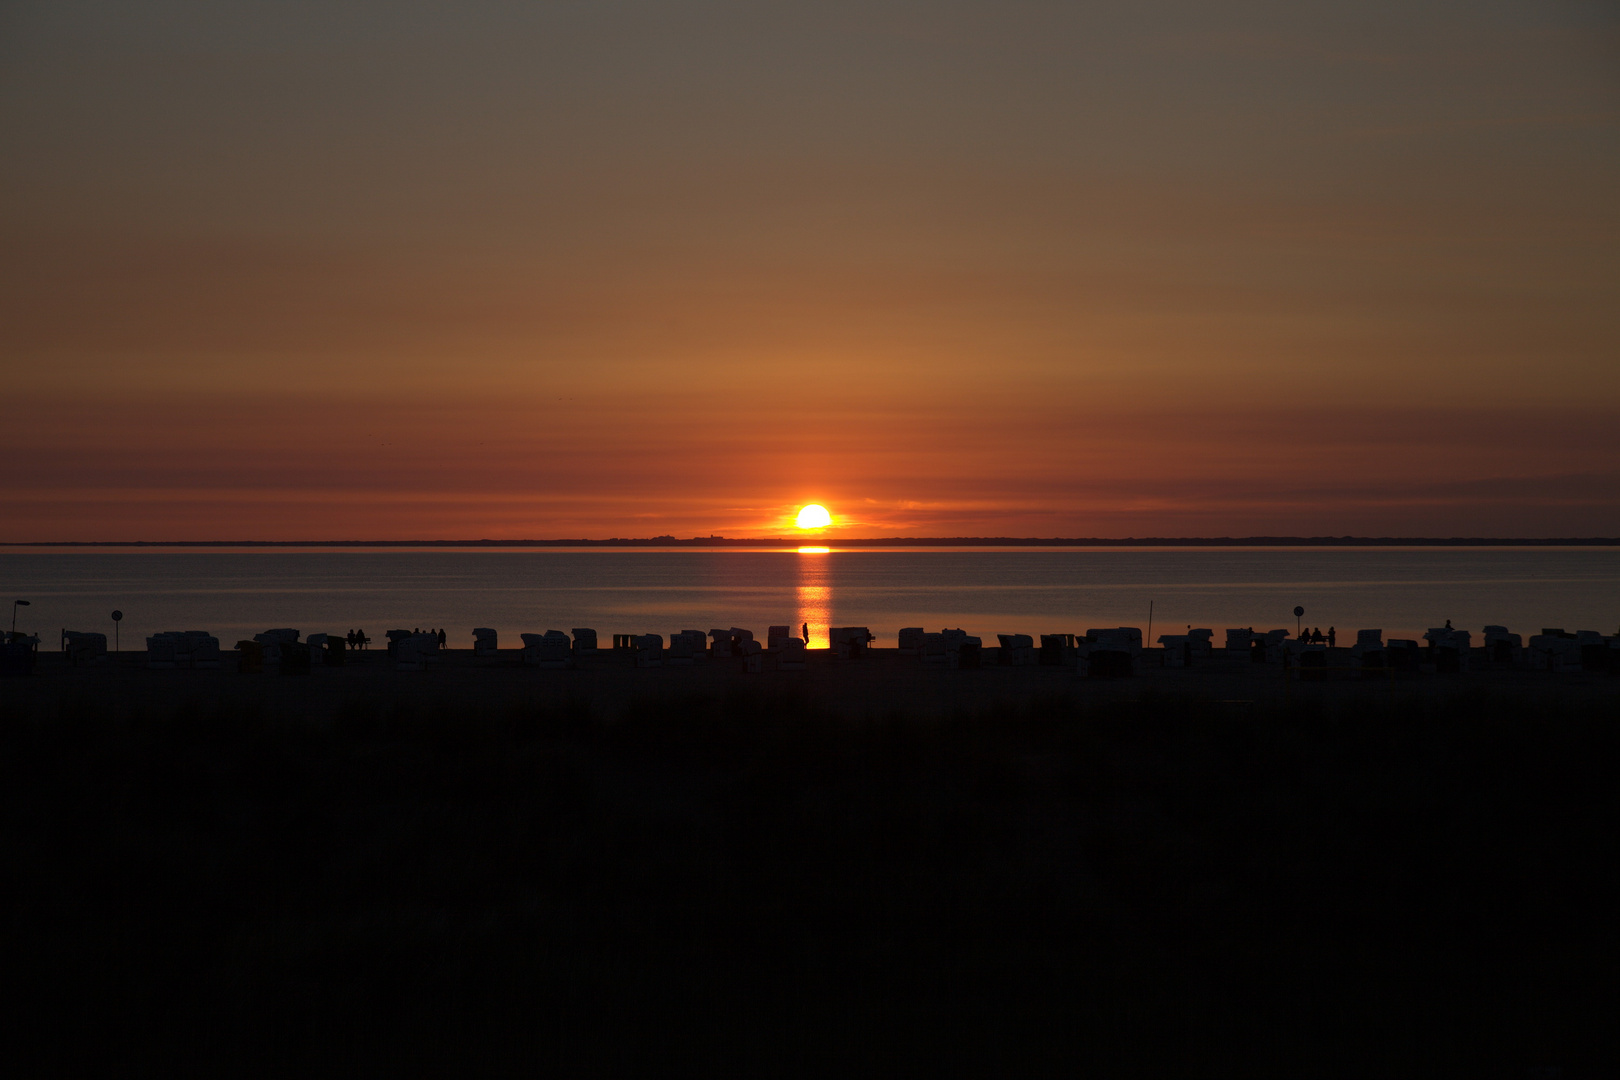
[795,547,831,647]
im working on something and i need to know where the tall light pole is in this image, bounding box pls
[11,599,29,637]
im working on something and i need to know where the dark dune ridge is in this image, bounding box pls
[1,657,1612,1076]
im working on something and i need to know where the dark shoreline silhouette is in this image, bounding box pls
[0,675,1607,1074]
[5,536,1618,548]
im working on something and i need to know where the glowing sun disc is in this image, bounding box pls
[795,504,832,529]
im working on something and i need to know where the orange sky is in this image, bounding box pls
[2,2,1617,539]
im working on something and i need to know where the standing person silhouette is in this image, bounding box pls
[1327,626,1336,648]
[802,622,808,645]
[438,628,447,649]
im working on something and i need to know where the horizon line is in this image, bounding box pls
[4,536,1618,548]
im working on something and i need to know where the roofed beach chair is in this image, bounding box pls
[1157,634,1191,668]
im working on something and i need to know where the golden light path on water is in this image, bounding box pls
[795,547,831,647]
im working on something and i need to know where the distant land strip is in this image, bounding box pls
[5,538,1618,548]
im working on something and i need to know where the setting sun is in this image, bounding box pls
[795,504,832,530]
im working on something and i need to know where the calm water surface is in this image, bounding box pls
[3,547,1616,648]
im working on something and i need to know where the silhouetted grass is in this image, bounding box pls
[0,687,1612,1076]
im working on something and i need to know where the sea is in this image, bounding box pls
[3,547,1616,650]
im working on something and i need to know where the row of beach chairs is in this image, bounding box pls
[514,627,816,673]
[236,630,346,672]
[60,621,1617,677]
[1210,626,1619,676]
[887,627,1150,674]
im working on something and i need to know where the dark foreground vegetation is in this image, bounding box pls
[1,687,1613,1076]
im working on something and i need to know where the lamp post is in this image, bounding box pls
[11,599,29,638]
[112,610,123,654]
[1294,605,1304,637]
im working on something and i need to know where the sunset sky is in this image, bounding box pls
[3,1,1616,539]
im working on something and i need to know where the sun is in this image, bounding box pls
[795,504,832,530]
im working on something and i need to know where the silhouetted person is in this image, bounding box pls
[438,628,447,648]
[1444,619,1453,631]
[1327,626,1336,647]
[802,622,808,645]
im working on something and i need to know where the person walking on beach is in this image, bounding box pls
[802,622,809,645]
[1327,627,1336,648]
[438,628,447,649]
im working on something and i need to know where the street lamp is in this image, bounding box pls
[11,599,30,637]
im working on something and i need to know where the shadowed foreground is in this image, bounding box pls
[1,685,1613,1076]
